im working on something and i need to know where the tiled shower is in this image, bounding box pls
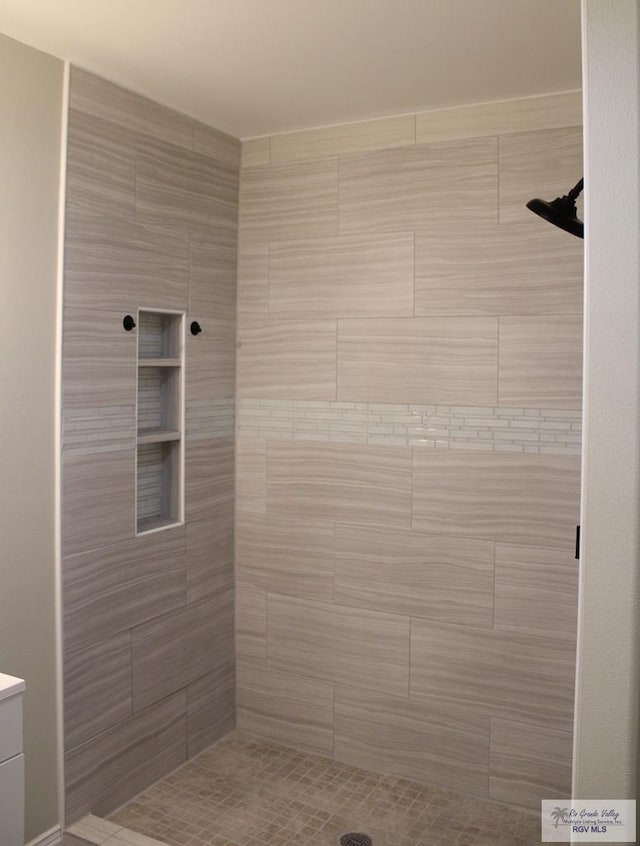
[60,66,583,833]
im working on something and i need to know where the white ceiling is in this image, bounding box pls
[0,0,581,139]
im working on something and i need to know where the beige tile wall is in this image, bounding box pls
[236,92,583,811]
[62,68,239,820]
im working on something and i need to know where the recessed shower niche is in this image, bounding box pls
[135,309,185,534]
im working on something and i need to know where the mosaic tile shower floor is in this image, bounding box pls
[107,732,549,846]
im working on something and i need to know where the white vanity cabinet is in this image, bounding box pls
[0,673,25,846]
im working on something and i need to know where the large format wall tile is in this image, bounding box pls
[62,448,135,557]
[239,157,339,241]
[186,505,233,603]
[186,320,236,402]
[187,661,235,757]
[193,121,241,169]
[268,233,414,320]
[65,691,187,822]
[411,619,575,731]
[267,440,412,528]
[267,594,410,696]
[334,686,490,796]
[416,92,582,145]
[237,663,334,755]
[70,68,193,151]
[412,450,580,549]
[185,437,234,524]
[415,220,583,317]
[237,240,268,330]
[338,137,498,234]
[242,137,270,168]
[64,632,132,749]
[189,236,237,321]
[136,135,238,239]
[236,585,267,664]
[270,114,415,163]
[64,211,190,312]
[337,317,498,404]
[494,543,579,641]
[235,436,266,514]
[499,126,583,223]
[489,718,573,809]
[66,109,136,218]
[63,307,136,409]
[63,528,186,646]
[132,588,234,711]
[237,321,337,400]
[236,514,334,602]
[334,526,494,627]
[498,315,583,409]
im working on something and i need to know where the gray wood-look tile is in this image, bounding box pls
[334,525,494,627]
[186,320,236,403]
[237,240,269,330]
[193,121,241,168]
[334,685,490,797]
[63,527,186,646]
[186,503,234,603]
[187,661,235,757]
[415,219,583,317]
[238,321,337,401]
[66,108,136,218]
[62,448,135,557]
[236,585,267,664]
[337,316,498,405]
[267,440,412,529]
[489,718,573,809]
[65,691,186,823]
[189,236,237,321]
[63,307,137,410]
[411,619,575,731]
[236,514,334,602]
[237,662,334,755]
[135,134,239,239]
[268,232,414,320]
[267,594,410,696]
[338,137,498,234]
[498,315,583,409]
[70,67,194,151]
[499,126,583,223]
[494,543,578,641]
[270,113,415,163]
[64,211,190,312]
[412,449,581,549]
[239,157,339,241]
[131,588,234,711]
[64,632,132,749]
[235,436,266,515]
[185,437,234,524]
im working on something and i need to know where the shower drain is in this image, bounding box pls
[339,834,373,846]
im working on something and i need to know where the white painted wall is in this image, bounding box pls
[573,0,640,800]
[0,33,64,842]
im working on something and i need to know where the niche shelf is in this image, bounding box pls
[135,309,185,535]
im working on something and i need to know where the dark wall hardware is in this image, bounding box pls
[526,177,584,239]
[190,321,202,336]
[123,314,136,331]
[575,524,581,560]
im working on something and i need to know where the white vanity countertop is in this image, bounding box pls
[0,673,25,702]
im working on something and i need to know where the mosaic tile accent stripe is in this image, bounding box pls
[237,399,581,455]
